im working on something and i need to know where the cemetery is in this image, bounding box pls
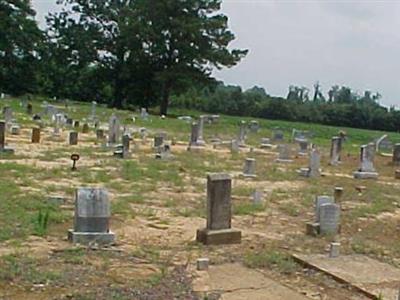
[0,97,400,299]
[3,1,400,299]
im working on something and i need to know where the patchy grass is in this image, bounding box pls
[244,249,299,274]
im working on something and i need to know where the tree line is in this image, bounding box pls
[1,0,399,131]
[172,83,400,132]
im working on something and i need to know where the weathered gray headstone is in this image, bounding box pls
[68,188,115,244]
[242,158,256,178]
[276,144,293,163]
[299,148,320,177]
[329,242,340,258]
[0,121,14,153]
[260,138,273,149]
[3,106,12,125]
[272,129,284,142]
[231,139,239,153]
[319,203,340,235]
[238,121,247,146]
[248,120,260,133]
[315,196,334,222]
[140,107,149,120]
[188,121,205,150]
[10,125,20,135]
[330,136,342,165]
[196,173,241,245]
[393,143,400,166]
[108,114,120,144]
[354,143,378,179]
[298,139,309,155]
[154,135,164,148]
[69,131,78,145]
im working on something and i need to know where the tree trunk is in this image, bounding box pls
[160,81,171,116]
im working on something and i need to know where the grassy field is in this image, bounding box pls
[0,95,399,299]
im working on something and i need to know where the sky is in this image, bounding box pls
[31,0,400,107]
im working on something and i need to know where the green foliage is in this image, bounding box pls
[0,0,43,95]
[172,83,400,132]
[33,209,50,236]
[43,0,247,114]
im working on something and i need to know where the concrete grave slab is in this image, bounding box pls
[193,263,311,300]
[293,254,400,299]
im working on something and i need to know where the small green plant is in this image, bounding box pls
[33,209,50,236]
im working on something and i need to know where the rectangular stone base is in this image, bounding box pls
[353,171,378,179]
[298,168,310,177]
[68,229,115,245]
[0,147,14,154]
[196,228,241,245]
[187,144,205,151]
[275,159,293,163]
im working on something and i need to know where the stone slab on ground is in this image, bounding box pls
[192,263,310,300]
[293,254,400,299]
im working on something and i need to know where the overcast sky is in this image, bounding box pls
[32,0,400,107]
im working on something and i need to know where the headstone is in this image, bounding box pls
[299,148,320,177]
[122,134,130,158]
[69,131,78,145]
[154,135,164,148]
[68,188,115,244]
[96,129,105,140]
[3,106,12,125]
[74,120,80,128]
[196,173,241,245]
[31,128,41,143]
[319,203,340,235]
[10,125,20,135]
[275,144,293,163]
[66,118,73,126]
[197,258,209,271]
[0,121,14,153]
[252,190,263,204]
[242,158,256,178]
[248,120,260,133]
[354,143,378,179]
[47,195,66,206]
[334,187,344,202]
[272,129,284,142]
[197,116,206,145]
[260,138,273,149]
[329,242,340,258]
[82,123,89,134]
[238,121,247,146]
[298,139,309,155]
[188,121,205,150]
[140,108,149,120]
[231,139,239,153]
[330,136,342,165]
[108,114,120,144]
[155,144,172,160]
[90,101,97,120]
[393,143,400,166]
[315,196,334,222]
